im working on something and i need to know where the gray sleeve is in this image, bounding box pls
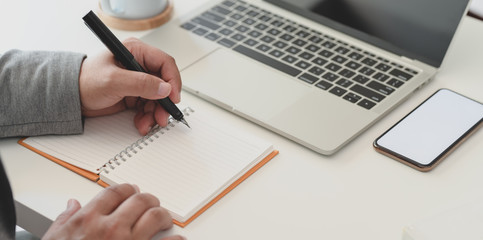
[0,50,87,137]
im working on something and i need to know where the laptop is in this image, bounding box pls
[140,0,470,155]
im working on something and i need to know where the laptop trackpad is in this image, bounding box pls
[181,48,311,120]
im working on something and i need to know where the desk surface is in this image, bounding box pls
[1,1,483,239]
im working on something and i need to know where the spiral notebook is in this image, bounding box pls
[19,107,278,227]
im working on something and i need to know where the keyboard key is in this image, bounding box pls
[230,13,244,20]
[243,18,256,25]
[315,80,333,90]
[375,62,391,72]
[192,17,221,30]
[329,86,347,96]
[312,57,328,66]
[282,55,298,63]
[343,92,361,103]
[243,38,258,46]
[358,66,375,76]
[334,46,350,54]
[373,72,389,82]
[234,5,247,12]
[280,33,295,41]
[201,12,225,22]
[205,32,221,41]
[345,61,361,70]
[293,39,308,47]
[325,63,341,72]
[283,25,297,32]
[181,22,196,30]
[267,28,282,36]
[348,52,364,60]
[286,46,301,54]
[222,0,236,7]
[322,72,339,82]
[322,41,336,49]
[387,78,404,88]
[332,55,347,64]
[299,52,314,60]
[193,27,209,36]
[273,41,288,49]
[319,50,334,58]
[308,66,325,76]
[223,20,237,27]
[231,33,246,41]
[260,35,275,43]
[296,30,310,38]
[339,69,355,78]
[361,57,377,66]
[219,28,234,36]
[212,6,232,15]
[295,60,311,69]
[357,99,376,109]
[269,49,284,58]
[305,44,320,52]
[298,73,319,84]
[247,30,262,38]
[336,78,353,88]
[235,25,250,32]
[308,35,323,43]
[350,84,385,102]
[256,44,271,52]
[389,69,413,81]
[353,74,370,84]
[405,68,418,75]
[255,23,268,30]
[233,45,302,76]
[218,38,236,47]
[258,15,271,22]
[367,81,395,95]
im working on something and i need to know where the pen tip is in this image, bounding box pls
[180,118,191,128]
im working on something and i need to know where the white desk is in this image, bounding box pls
[1,1,483,239]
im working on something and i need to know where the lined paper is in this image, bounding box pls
[99,109,273,221]
[23,110,143,173]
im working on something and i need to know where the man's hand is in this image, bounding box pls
[42,184,185,240]
[79,38,182,135]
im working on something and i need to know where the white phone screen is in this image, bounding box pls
[375,89,483,167]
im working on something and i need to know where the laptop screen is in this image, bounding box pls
[265,0,469,67]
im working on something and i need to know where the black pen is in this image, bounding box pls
[82,10,190,128]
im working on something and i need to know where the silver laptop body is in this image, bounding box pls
[141,0,470,155]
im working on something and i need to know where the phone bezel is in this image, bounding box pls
[373,88,483,172]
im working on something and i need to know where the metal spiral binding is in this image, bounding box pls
[99,107,195,174]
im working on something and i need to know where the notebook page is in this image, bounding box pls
[22,110,143,173]
[99,109,273,221]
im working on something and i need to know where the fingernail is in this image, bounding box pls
[157,82,171,97]
[66,199,76,210]
[132,184,141,193]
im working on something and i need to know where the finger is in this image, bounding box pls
[154,103,170,127]
[110,192,160,229]
[83,184,137,215]
[134,109,156,135]
[53,199,81,225]
[124,38,182,103]
[110,69,172,100]
[132,206,173,240]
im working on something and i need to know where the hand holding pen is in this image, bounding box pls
[81,11,190,132]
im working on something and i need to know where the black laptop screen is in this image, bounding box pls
[265,0,469,67]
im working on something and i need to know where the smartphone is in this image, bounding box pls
[374,89,483,171]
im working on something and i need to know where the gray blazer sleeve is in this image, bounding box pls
[0,50,86,137]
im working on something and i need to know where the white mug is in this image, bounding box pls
[99,0,168,19]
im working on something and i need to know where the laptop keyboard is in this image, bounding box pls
[180,0,419,110]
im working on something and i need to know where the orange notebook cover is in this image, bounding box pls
[19,108,277,227]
